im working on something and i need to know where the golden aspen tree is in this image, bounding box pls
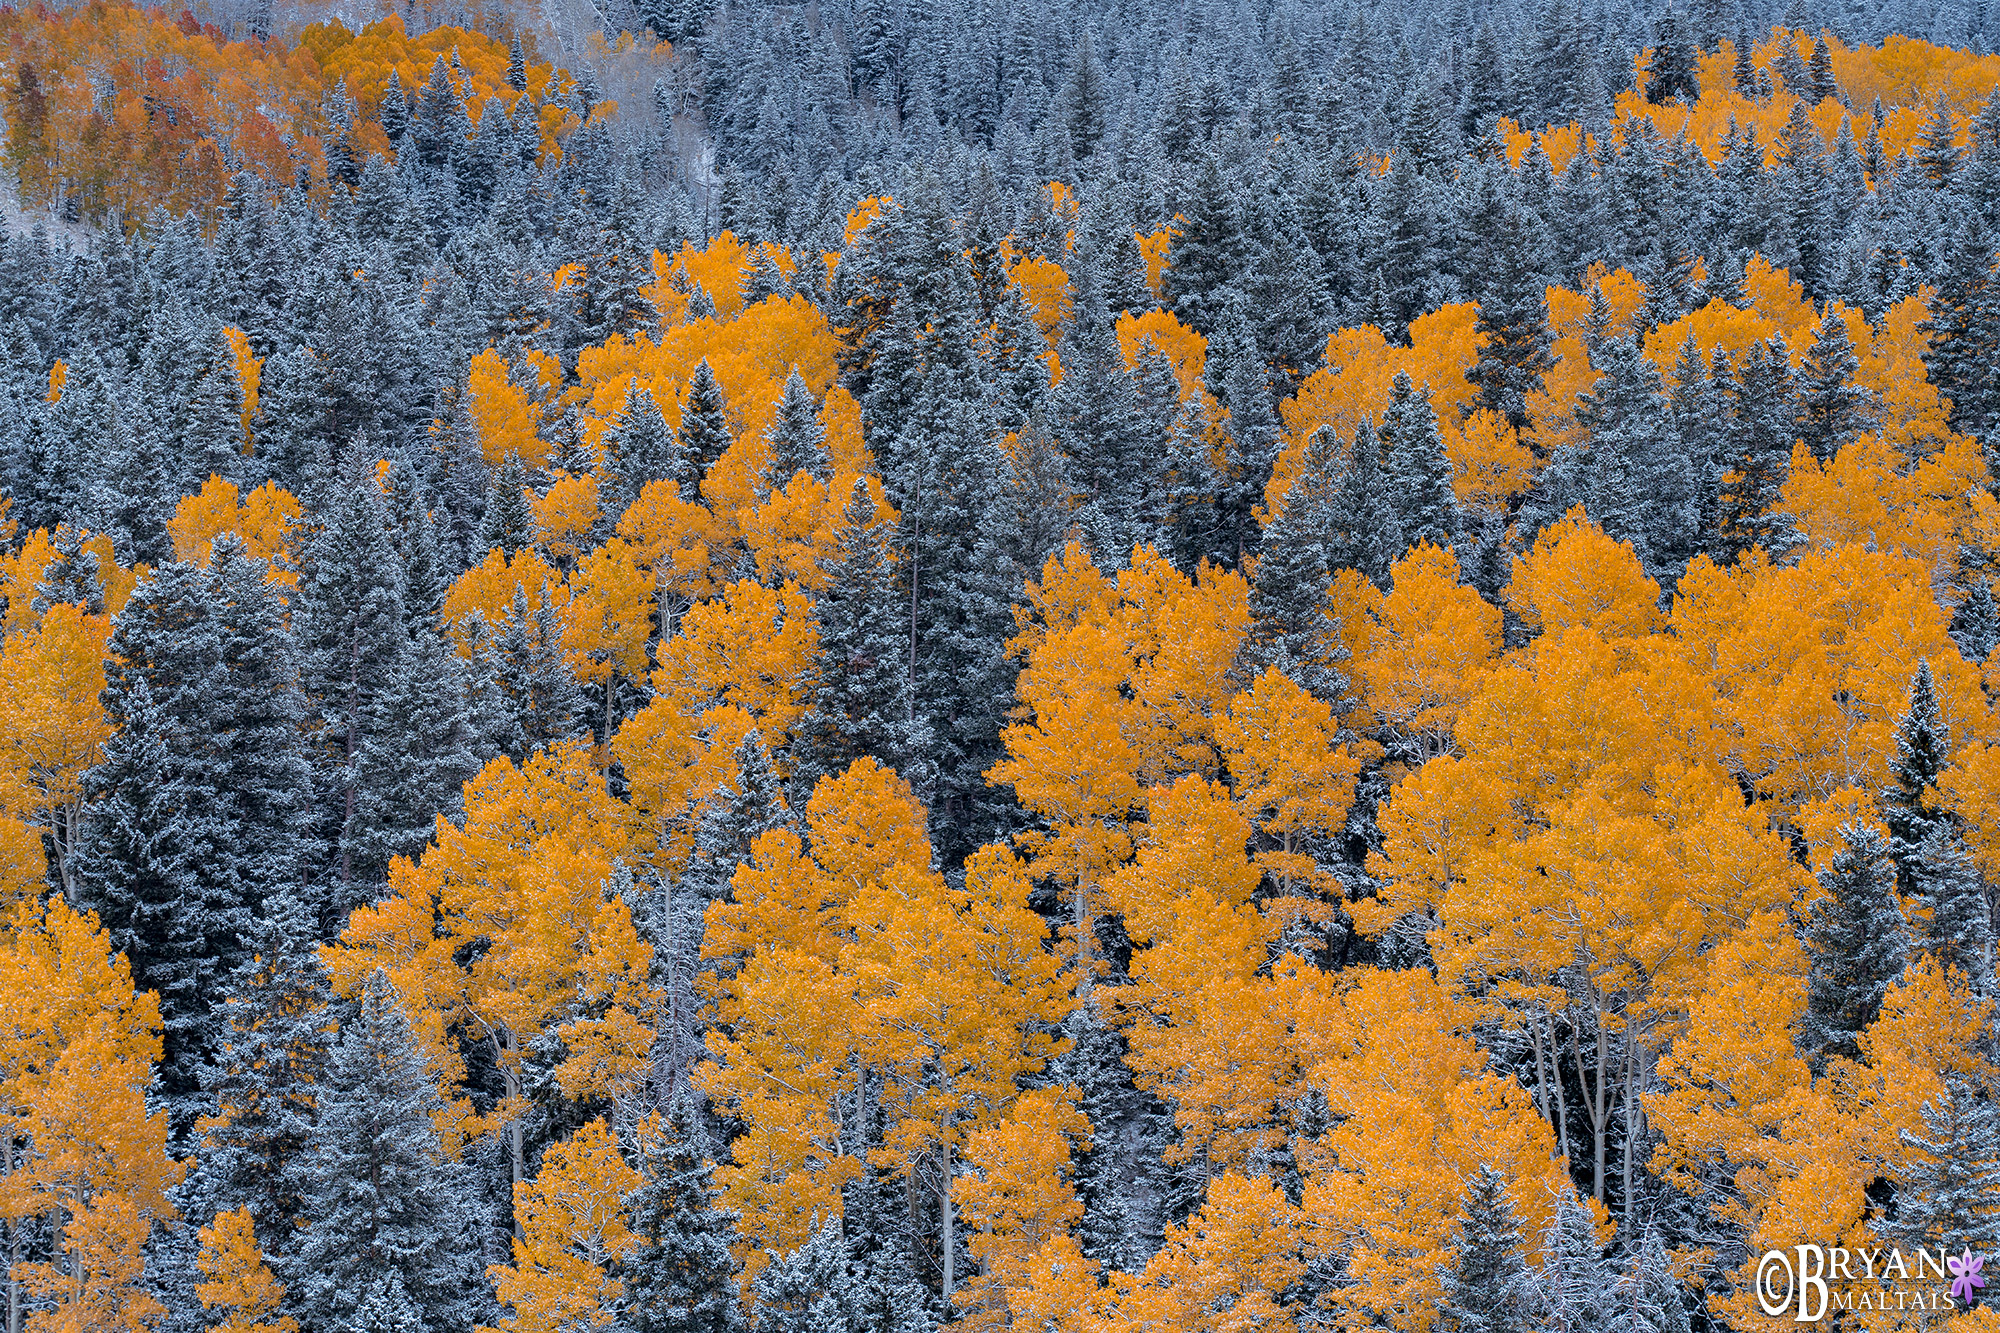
[1298,968,1570,1333]
[562,537,654,740]
[952,1088,1092,1330]
[990,543,1249,983]
[486,1120,641,1333]
[442,548,567,641]
[331,744,653,1181]
[696,759,935,1260]
[196,1208,294,1333]
[166,478,302,572]
[1105,776,1296,1173]
[1103,1173,1305,1333]
[650,578,818,747]
[532,472,604,572]
[1213,667,1362,896]
[0,602,112,895]
[0,896,181,1333]
[1352,543,1503,759]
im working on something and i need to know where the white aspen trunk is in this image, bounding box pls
[1535,1008,1572,1163]
[939,1139,954,1303]
[501,1030,524,1233]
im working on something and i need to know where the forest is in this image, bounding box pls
[0,0,1998,1327]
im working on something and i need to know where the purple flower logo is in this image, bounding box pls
[1950,1250,1985,1304]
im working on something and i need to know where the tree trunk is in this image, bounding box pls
[939,1139,954,1305]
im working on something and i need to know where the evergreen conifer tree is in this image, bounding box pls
[1712,338,1800,564]
[185,890,334,1247]
[1468,213,1558,435]
[1912,826,1994,993]
[1611,1230,1693,1333]
[617,1088,746,1333]
[1380,372,1461,555]
[1953,579,2000,664]
[478,450,539,558]
[286,970,485,1333]
[344,633,481,882]
[1794,312,1881,461]
[792,479,915,796]
[73,540,316,1129]
[761,370,831,495]
[604,378,679,503]
[1325,420,1403,589]
[749,1221,853,1333]
[1888,1074,2000,1258]
[679,360,733,485]
[1438,1166,1538,1333]
[1539,1187,1613,1332]
[1885,659,1953,873]
[1803,823,1910,1070]
[295,439,409,904]
[1248,426,1346,700]
[1646,11,1700,103]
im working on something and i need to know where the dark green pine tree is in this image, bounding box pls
[1711,338,1800,565]
[990,284,1051,432]
[1611,1229,1693,1333]
[1887,1073,2000,1258]
[1574,336,1693,573]
[603,378,680,504]
[184,889,334,1249]
[760,370,831,496]
[285,970,485,1333]
[1923,228,2000,444]
[1325,420,1403,590]
[109,410,176,567]
[1380,372,1461,556]
[72,540,316,1131]
[431,377,488,571]
[1793,312,1881,461]
[1645,10,1700,104]
[1160,395,1225,573]
[1248,426,1346,701]
[385,461,447,635]
[1051,260,1150,564]
[1539,1187,1613,1333]
[478,450,539,559]
[254,344,338,496]
[679,360,734,490]
[677,730,790,904]
[1952,578,2000,664]
[33,523,104,617]
[295,439,409,908]
[209,536,321,913]
[74,563,233,1127]
[792,479,916,799]
[506,34,527,91]
[1911,827,1993,994]
[44,347,122,529]
[1437,1165,1538,1333]
[473,587,587,764]
[1044,996,1171,1274]
[1884,659,1953,879]
[1807,37,1837,103]
[616,1087,746,1333]
[1211,310,1281,565]
[344,633,482,882]
[182,318,248,490]
[1161,153,1250,335]
[1468,212,1558,435]
[1802,824,1910,1071]
[749,1221,855,1333]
